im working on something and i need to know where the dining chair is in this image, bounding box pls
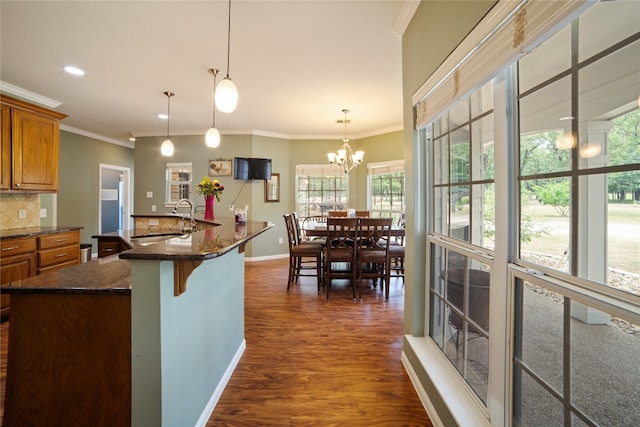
[388,213,405,282]
[324,217,358,300]
[355,210,370,217]
[294,212,326,246]
[283,213,324,293]
[355,217,392,300]
[328,210,348,217]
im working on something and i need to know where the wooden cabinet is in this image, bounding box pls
[37,231,80,274]
[0,237,38,319]
[97,237,129,258]
[0,95,67,192]
[1,104,11,190]
[1,230,80,318]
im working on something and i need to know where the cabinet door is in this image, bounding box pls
[1,104,10,190]
[1,252,37,318]
[12,108,59,191]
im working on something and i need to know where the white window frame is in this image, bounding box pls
[165,162,193,206]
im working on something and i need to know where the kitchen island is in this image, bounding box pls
[2,216,272,427]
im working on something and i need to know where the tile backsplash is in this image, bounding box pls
[0,193,41,230]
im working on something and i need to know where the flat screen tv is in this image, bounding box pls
[233,157,272,180]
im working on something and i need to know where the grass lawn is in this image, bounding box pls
[520,202,639,274]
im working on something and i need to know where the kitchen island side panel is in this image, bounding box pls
[130,247,245,427]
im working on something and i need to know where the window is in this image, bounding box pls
[427,80,495,405]
[416,1,639,424]
[295,165,348,217]
[368,160,405,223]
[165,162,192,205]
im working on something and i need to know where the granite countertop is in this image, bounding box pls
[0,226,84,240]
[98,215,273,261]
[2,215,272,295]
[2,256,131,295]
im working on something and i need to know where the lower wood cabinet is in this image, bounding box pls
[96,237,129,258]
[0,237,38,319]
[1,230,80,319]
[37,230,80,274]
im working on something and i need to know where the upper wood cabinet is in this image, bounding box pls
[0,95,67,192]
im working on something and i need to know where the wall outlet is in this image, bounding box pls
[19,210,26,219]
[229,204,234,211]
[278,237,283,244]
[151,205,156,212]
[146,191,153,198]
[149,219,159,226]
[40,208,47,218]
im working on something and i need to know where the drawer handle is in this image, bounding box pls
[55,253,68,258]
[1,246,19,251]
[55,238,67,242]
[104,248,114,252]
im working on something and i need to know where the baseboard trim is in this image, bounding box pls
[401,350,444,427]
[195,339,247,427]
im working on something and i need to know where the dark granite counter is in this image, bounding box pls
[2,216,272,295]
[0,226,83,240]
[2,256,131,295]
[99,216,273,261]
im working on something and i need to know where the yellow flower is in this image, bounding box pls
[196,176,225,201]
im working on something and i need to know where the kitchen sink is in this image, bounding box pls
[130,232,188,245]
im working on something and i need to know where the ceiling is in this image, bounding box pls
[1,1,417,146]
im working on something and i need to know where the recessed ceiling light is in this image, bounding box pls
[63,66,85,76]
[158,114,168,119]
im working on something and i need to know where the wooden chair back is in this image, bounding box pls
[324,217,358,300]
[328,210,348,217]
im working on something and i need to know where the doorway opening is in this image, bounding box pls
[99,164,131,233]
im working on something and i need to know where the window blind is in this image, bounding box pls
[367,160,405,176]
[413,0,593,129]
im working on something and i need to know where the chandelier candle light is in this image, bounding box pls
[327,109,364,174]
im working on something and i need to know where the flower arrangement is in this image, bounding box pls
[196,176,225,202]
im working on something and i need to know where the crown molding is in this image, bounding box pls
[0,81,62,108]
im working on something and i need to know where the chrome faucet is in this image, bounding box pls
[172,199,197,233]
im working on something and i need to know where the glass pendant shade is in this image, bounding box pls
[205,127,221,148]
[161,138,174,156]
[215,77,238,113]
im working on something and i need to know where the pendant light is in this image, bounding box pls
[161,91,174,156]
[205,68,221,148]
[215,0,238,113]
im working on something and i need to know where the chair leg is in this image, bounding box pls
[316,254,322,293]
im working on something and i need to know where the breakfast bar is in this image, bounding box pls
[2,216,272,427]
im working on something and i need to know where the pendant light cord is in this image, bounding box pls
[212,72,217,126]
[166,93,172,139]
[225,0,232,78]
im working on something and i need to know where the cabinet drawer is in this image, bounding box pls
[39,231,79,250]
[1,237,37,257]
[98,241,122,258]
[38,245,80,269]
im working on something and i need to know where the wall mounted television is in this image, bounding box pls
[233,157,272,180]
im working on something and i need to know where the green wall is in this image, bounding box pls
[133,131,403,259]
[53,131,134,254]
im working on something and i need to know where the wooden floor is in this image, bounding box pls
[0,258,431,426]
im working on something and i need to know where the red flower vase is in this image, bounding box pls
[204,195,215,220]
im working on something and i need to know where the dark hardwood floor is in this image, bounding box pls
[1,258,431,426]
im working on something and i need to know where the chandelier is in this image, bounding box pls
[327,109,364,174]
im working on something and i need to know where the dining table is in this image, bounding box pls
[304,223,405,239]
